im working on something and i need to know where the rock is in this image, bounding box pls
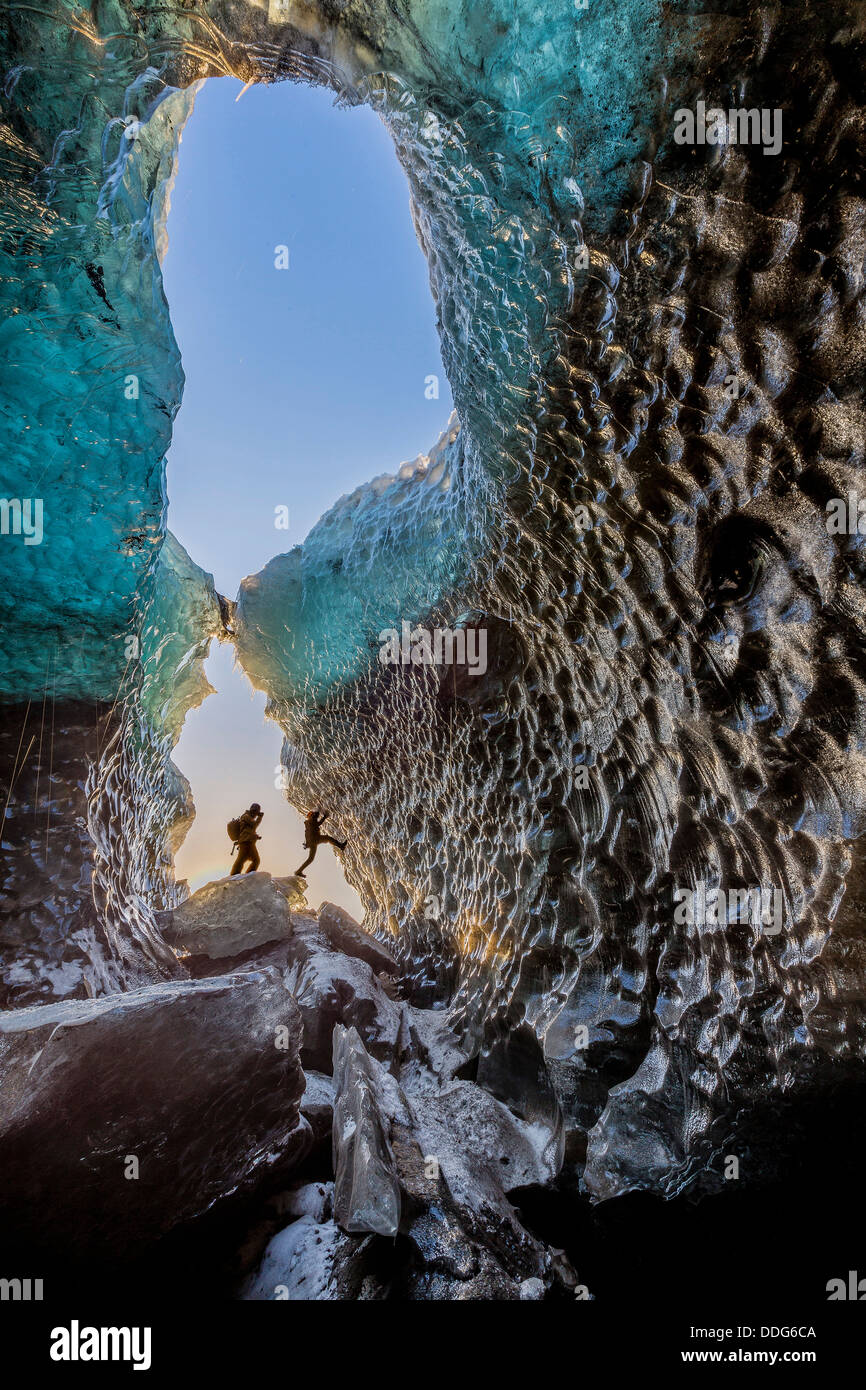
[332,1025,401,1238]
[156,872,295,960]
[317,901,398,976]
[157,877,403,1072]
[477,1024,563,1129]
[475,1024,565,1170]
[281,914,403,1072]
[272,875,309,909]
[404,1078,563,1198]
[0,968,309,1258]
[300,1070,335,1146]
[519,1277,545,1300]
[404,1202,480,1281]
[380,1055,574,1297]
[582,1043,687,1202]
[399,1006,476,1084]
[402,1204,532,1300]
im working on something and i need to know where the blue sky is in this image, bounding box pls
[165,76,451,911]
[164,75,452,593]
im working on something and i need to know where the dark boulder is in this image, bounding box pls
[317,901,398,977]
[0,968,308,1259]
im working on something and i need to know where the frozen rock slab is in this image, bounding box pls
[236,912,403,1073]
[300,1070,336,1147]
[332,1025,401,1238]
[288,919,403,1072]
[399,1006,476,1085]
[317,902,398,976]
[408,1079,564,1198]
[272,875,309,909]
[582,1043,688,1202]
[383,1056,573,1297]
[394,1084,572,1301]
[0,968,308,1259]
[385,1076,567,1294]
[157,876,401,1071]
[156,872,297,960]
[476,1024,564,1140]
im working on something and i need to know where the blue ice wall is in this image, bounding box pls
[0,20,198,704]
[1,0,712,713]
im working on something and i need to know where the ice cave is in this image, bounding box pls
[1,0,866,1314]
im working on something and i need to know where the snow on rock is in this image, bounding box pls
[240,1215,343,1301]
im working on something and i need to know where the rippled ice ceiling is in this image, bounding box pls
[2,0,866,1200]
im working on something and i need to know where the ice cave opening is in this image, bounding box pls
[3,0,866,1306]
[161,76,453,917]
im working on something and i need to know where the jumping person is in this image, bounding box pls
[295,809,346,877]
[230,803,264,875]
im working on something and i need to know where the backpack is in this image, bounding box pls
[227,816,242,844]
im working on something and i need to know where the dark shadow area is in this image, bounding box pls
[5,1081,863,1306]
[515,1080,866,1305]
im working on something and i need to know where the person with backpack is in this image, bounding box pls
[228,803,264,875]
[295,809,347,877]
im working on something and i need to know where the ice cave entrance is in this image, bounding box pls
[164,76,453,916]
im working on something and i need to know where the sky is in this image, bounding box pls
[164,76,452,914]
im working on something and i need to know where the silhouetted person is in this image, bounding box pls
[231,803,263,875]
[295,809,346,877]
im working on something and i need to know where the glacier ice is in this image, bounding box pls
[331,1023,402,1238]
[0,529,223,1005]
[1,0,866,1238]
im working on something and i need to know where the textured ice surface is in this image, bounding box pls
[236,415,480,699]
[233,1,866,1198]
[3,0,866,1203]
[332,1024,401,1238]
[0,45,195,703]
[0,530,223,1004]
